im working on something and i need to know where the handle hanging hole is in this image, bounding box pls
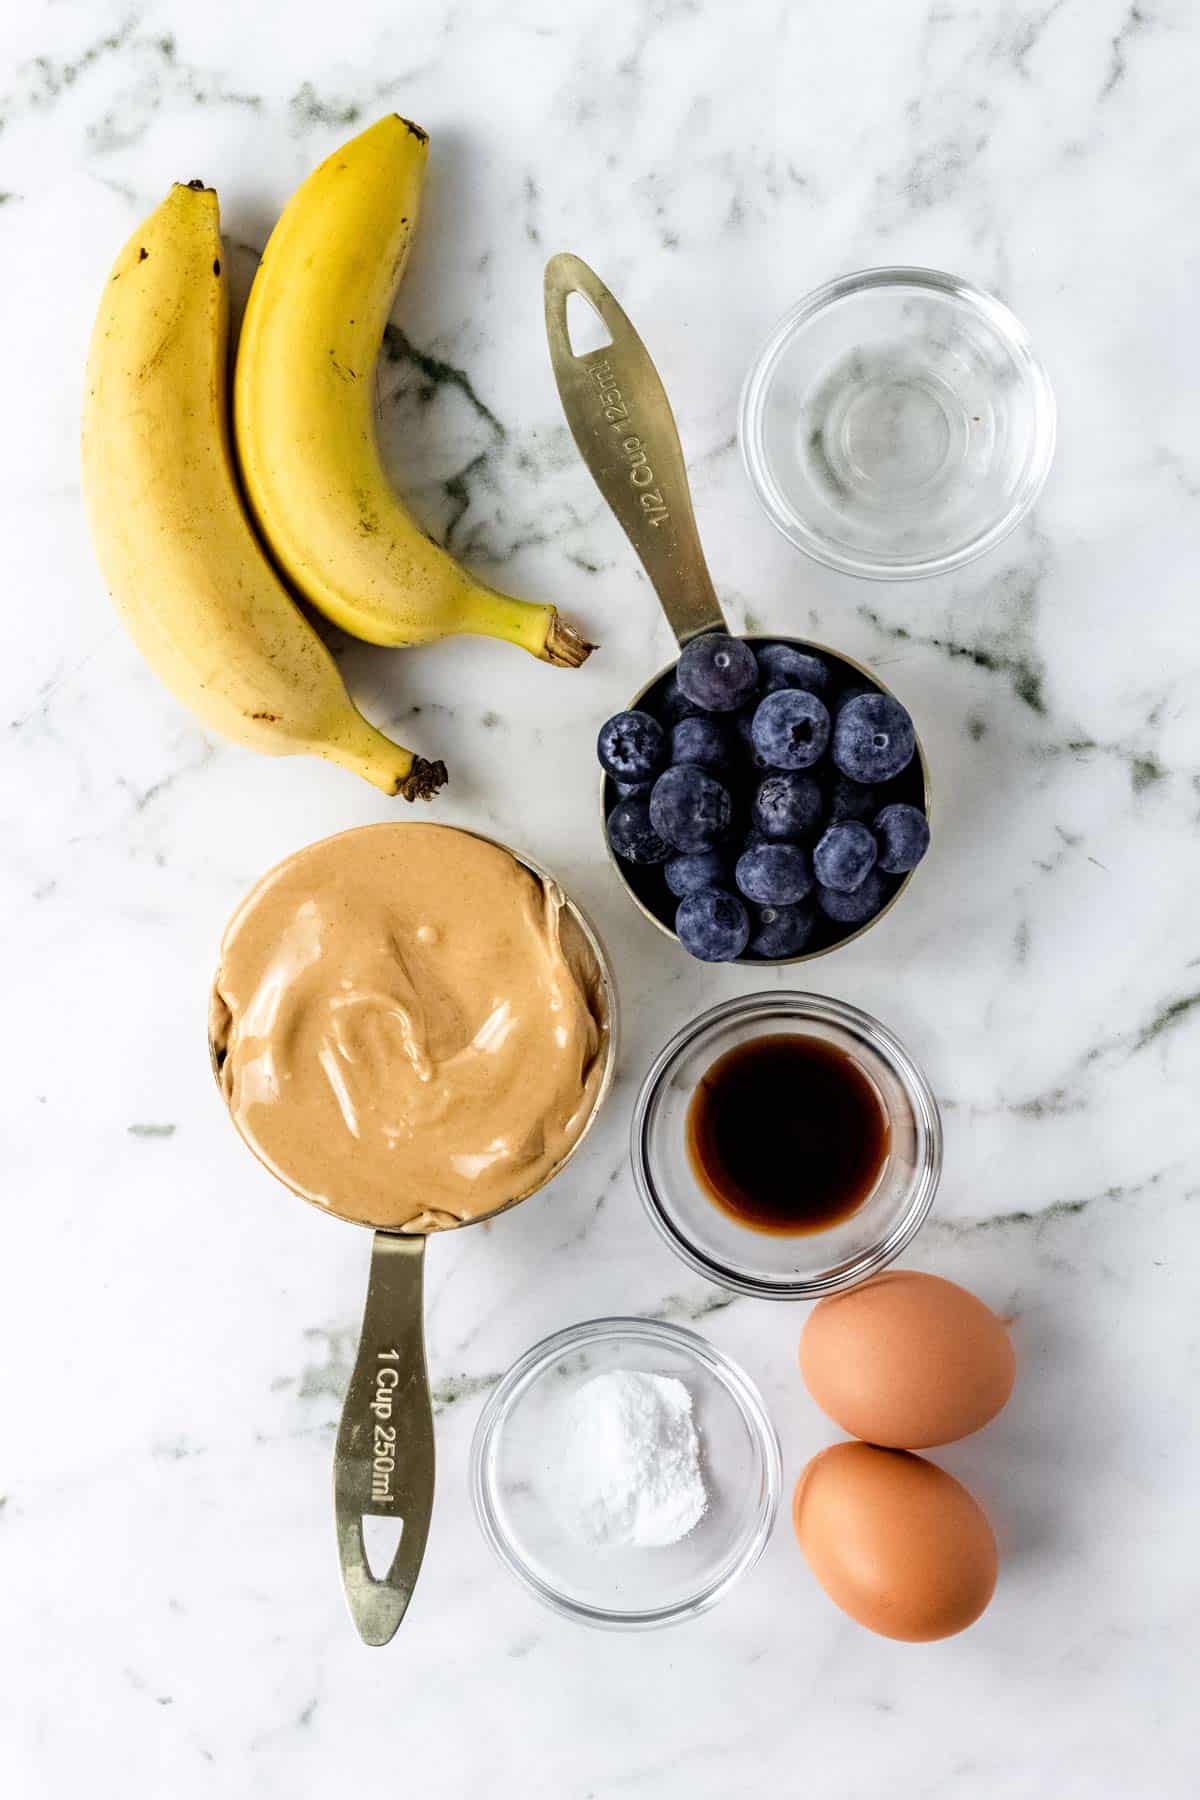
[566,289,613,357]
[362,1513,405,1581]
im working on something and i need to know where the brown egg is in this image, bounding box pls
[799,1270,1015,1448]
[793,1442,998,1641]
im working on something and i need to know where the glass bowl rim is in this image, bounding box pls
[630,990,942,1299]
[469,1314,783,1630]
[738,263,1057,581]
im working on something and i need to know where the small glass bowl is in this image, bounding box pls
[631,992,941,1299]
[470,1317,781,1629]
[739,266,1056,579]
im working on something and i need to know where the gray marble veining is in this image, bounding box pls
[2,0,1198,1794]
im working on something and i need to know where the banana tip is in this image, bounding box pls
[543,614,596,669]
[399,756,449,802]
[392,114,430,146]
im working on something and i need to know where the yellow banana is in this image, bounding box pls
[233,115,592,667]
[82,182,446,799]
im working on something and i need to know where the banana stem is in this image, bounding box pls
[325,717,448,800]
[397,755,449,801]
[541,612,596,668]
[462,578,595,667]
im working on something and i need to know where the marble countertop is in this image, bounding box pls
[4,1,1199,1794]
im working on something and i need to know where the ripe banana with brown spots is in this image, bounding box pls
[234,114,593,667]
[82,181,446,798]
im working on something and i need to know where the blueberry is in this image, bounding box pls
[649,764,734,852]
[813,821,878,893]
[874,803,930,874]
[657,672,703,727]
[748,901,816,959]
[832,693,916,783]
[754,642,831,696]
[827,775,879,825]
[664,849,728,898]
[669,716,734,776]
[750,689,831,770]
[751,772,823,841]
[816,867,889,926]
[612,779,651,799]
[597,710,666,785]
[733,705,772,770]
[606,796,670,865]
[676,633,759,712]
[675,888,750,962]
[735,842,813,905]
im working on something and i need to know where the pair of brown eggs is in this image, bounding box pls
[793,1271,1016,1643]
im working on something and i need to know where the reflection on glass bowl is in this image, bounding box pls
[632,992,942,1299]
[470,1317,781,1629]
[740,266,1055,579]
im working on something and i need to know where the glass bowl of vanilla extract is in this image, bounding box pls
[631,992,942,1300]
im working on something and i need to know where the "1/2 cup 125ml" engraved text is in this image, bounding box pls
[589,357,669,528]
[369,1348,400,1505]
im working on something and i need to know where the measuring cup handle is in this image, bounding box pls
[544,252,727,647]
[333,1232,433,1645]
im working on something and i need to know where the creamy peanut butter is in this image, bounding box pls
[210,824,611,1231]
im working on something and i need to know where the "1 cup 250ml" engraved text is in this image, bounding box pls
[589,358,669,527]
[369,1348,400,1504]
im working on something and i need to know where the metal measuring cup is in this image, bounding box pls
[544,253,930,962]
[209,825,618,1645]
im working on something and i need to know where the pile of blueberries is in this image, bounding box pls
[598,633,930,962]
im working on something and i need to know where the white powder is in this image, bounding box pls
[548,1369,707,1548]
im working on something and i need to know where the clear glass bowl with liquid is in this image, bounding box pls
[739,267,1056,579]
[631,992,942,1299]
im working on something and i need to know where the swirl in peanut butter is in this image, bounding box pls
[210,825,610,1231]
